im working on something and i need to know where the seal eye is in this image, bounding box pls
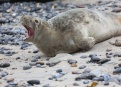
[35,20,38,23]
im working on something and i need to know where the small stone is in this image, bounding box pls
[1,71,8,77]
[41,65,47,68]
[36,61,44,65]
[36,64,41,67]
[16,57,20,60]
[92,77,104,81]
[68,59,77,64]
[70,63,77,67]
[113,67,121,74]
[89,57,101,63]
[89,53,97,58]
[56,69,62,73]
[31,59,38,62]
[98,58,111,64]
[106,55,111,58]
[33,50,39,53]
[104,82,109,85]
[29,62,36,66]
[80,55,88,58]
[75,73,96,81]
[83,80,89,84]
[53,73,63,79]
[27,80,40,85]
[83,68,91,74]
[7,78,14,83]
[43,84,51,87]
[73,83,80,86]
[0,63,10,68]
[0,75,2,79]
[23,65,32,70]
[79,65,86,69]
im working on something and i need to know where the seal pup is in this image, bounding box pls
[20,8,121,57]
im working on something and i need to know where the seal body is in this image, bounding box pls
[21,8,121,56]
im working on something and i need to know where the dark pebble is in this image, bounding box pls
[89,57,101,63]
[83,80,89,84]
[56,69,62,73]
[79,65,86,69]
[27,80,40,85]
[1,71,8,77]
[33,50,39,53]
[89,53,97,58]
[98,58,111,64]
[68,59,77,64]
[0,63,10,68]
[104,82,109,85]
[113,67,121,74]
[75,73,96,81]
[23,65,32,70]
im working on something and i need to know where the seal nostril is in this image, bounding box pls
[35,20,38,23]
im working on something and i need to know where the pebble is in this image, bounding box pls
[29,62,36,66]
[33,50,39,53]
[1,71,8,77]
[31,59,38,62]
[68,59,77,64]
[75,73,96,81]
[92,77,104,81]
[6,78,14,83]
[98,58,111,64]
[36,64,41,67]
[104,81,109,85]
[73,83,80,86]
[79,65,86,69]
[23,65,32,70]
[83,68,91,74]
[89,57,101,63]
[83,80,89,84]
[36,61,45,65]
[56,69,62,73]
[80,55,88,58]
[89,53,97,58]
[27,80,40,85]
[70,63,77,67]
[52,73,63,79]
[0,63,10,68]
[113,67,121,74]
[43,84,51,87]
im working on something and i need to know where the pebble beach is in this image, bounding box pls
[1,0,121,87]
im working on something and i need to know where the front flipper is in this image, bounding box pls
[73,36,95,51]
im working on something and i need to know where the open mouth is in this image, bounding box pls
[23,24,34,37]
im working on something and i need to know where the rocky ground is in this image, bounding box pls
[1,0,121,87]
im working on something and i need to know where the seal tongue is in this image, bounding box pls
[23,25,34,37]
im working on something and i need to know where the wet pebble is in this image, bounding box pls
[79,65,86,69]
[6,78,14,83]
[75,73,96,81]
[113,67,121,74]
[27,80,40,85]
[68,59,77,64]
[56,69,62,73]
[0,63,10,68]
[23,65,32,70]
